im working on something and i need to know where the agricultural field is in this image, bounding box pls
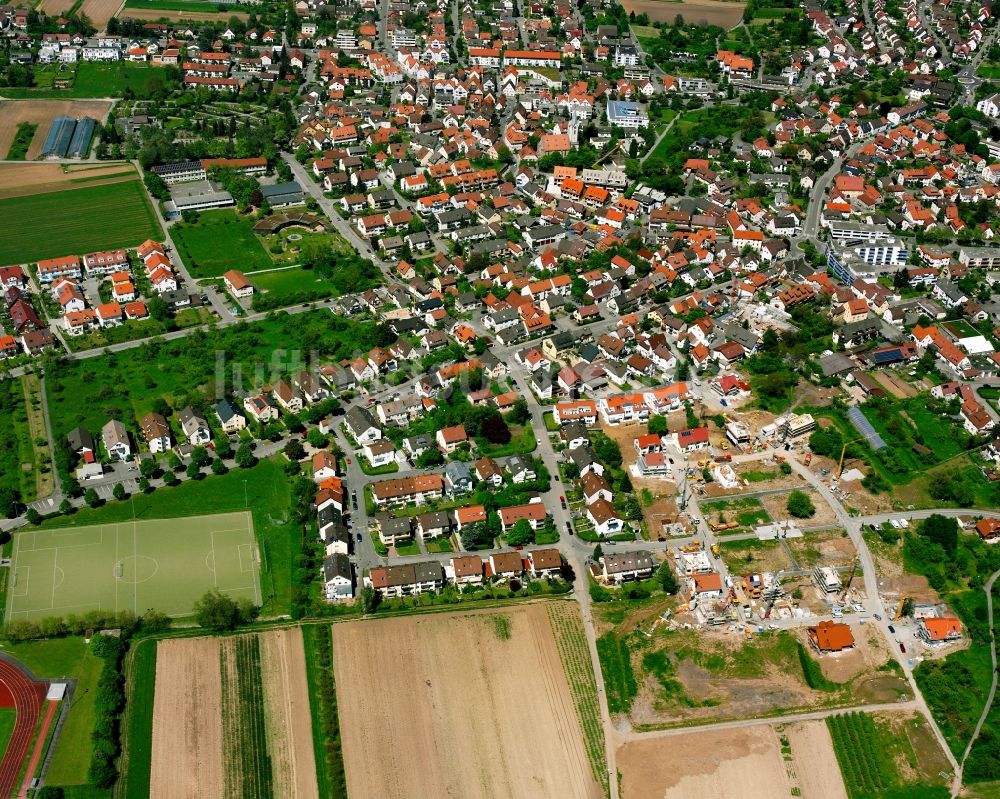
[332,605,604,799]
[0,162,136,200]
[147,629,317,799]
[0,99,112,160]
[596,620,906,728]
[617,721,846,799]
[7,512,260,622]
[826,711,951,798]
[619,0,745,26]
[172,210,274,278]
[0,178,162,264]
[80,0,128,28]
[119,3,248,21]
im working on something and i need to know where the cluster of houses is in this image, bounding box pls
[0,266,54,359]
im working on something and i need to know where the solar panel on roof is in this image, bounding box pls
[871,350,902,364]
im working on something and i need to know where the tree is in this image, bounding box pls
[0,487,18,518]
[360,585,381,613]
[139,458,158,479]
[193,589,256,631]
[25,508,41,525]
[647,414,668,436]
[786,490,816,518]
[59,498,72,515]
[112,483,126,501]
[235,442,256,468]
[284,438,306,461]
[780,461,792,475]
[918,514,959,555]
[416,447,444,468]
[593,543,603,561]
[307,428,328,448]
[85,488,100,508]
[138,477,151,493]
[215,436,232,458]
[507,519,535,546]
[656,561,678,594]
[190,446,210,468]
[211,458,228,475]
[37,788,65,799]
[186,460,202,480]
[167,452,182,472]
[507,397,530,426]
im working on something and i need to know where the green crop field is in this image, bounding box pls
[220,635,273,798]
[596,630,637,714]
[0,179,162,264]
[0,63,176,99]
[7,512,260,622]
[547,603,608,794]
[172,210,273,278]
[118,638,157,799]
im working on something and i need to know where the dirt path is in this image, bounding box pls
[786,721,849,799]
[332,606,602,799]
[259,629,318,799]
[955,569,1000,797]
[150,638,223,799]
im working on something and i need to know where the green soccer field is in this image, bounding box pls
[6,512,260,622]
[0,179,163,264]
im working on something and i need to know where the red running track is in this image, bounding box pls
[0,659,45,799]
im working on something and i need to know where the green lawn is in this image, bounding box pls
[0,637,103,787]
[172,210,273,278]
[0,380,35,506]
[35,459,294,616]
[44,310,375,443]
[0,63,176,99]
[977,63,1000,79]
[0,179,162,264]
[0,709,14,757]
[5,122,36,160]
[119,638,156,799]
[73,62,177,98]
[253,267,337,306]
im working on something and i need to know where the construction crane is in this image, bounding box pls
[762,570,785,619]
[839,556,860,602]
[835,437,864,480]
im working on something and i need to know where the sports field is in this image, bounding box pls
[6,512,260,622]
[0,178,162,264]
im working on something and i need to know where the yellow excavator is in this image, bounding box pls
[894,597,909,620]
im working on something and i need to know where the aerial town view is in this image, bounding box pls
[3,0,1000,793]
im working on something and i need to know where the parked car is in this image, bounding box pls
[899,642,906,654]
[560,496,567,509]
[356,532,362,542]
[888,624,895,634]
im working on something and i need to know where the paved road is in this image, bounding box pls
[954,568,1000,797]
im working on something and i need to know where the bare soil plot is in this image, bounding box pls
[816,625,891,684]
[870,370,919,399]
[787,529,857,570]
[80,0,126,29]
[38,0,76,14]
[618,726,792,799]
[119,6,248,21]
[332,605,603,799]
[150,637,224,799]
[759,488,839,527]
[259,629,318,799]
[784,721,850,799]
[0,100,112,160]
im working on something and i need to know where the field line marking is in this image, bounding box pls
[114,522,120,616]
[50,549,58,611]
[133,517,138,616]
[209,531,218,587]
